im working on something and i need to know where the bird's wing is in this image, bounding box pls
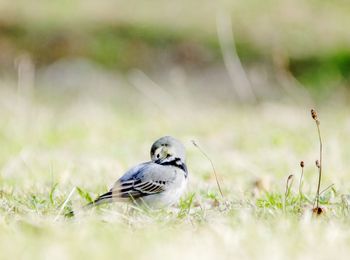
[90,162,176,205]
[117,178,167,198]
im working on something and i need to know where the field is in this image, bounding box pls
[1,0,350,259]
[0,82,350,259]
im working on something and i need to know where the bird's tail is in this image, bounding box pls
[65,191,114,217]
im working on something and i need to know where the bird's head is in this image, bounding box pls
[150,136,186,162]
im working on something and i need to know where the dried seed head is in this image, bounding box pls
[315,160,320,168]
[311,109,318,120]
[285,174,294,196]
[286,174,294,188]
[300,161,304,168]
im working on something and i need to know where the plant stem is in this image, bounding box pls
[192,140,224,198]
[284,174,293,212]
[315,121,322,208]
[299,166,304,207]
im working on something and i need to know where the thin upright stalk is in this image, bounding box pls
[315,120,322,208]
[192,140,224,198]
[299,161,304,207]
[284,174,294,213]
[311,109,323,209]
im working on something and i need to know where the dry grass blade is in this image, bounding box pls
[54,187,76,221]
[319,184,335,196]
[192,140,224,198]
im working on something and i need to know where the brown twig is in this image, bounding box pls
[192,140,224,198]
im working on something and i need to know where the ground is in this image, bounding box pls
[0,83,350,260]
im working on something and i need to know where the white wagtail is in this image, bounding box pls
[85,136,188,209]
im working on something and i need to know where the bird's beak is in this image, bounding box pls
[162,146,174,158]
[153,146,174,160]
[154,147,168,160]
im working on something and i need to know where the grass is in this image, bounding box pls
[1,83,350,259]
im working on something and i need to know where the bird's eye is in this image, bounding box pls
[157,154,160,158]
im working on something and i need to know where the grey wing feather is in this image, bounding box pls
[91,162,176,204]
[114,162,177,198]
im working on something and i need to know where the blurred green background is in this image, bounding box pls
[1,0,350,99]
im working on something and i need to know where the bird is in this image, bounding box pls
[84,136,188,210]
